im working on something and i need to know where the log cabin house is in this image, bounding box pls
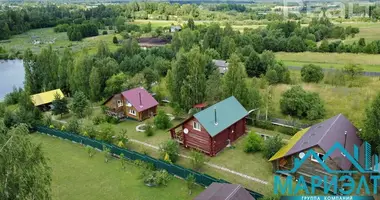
[269,114,363,189]
[170,96,248,156]
[102,87,158,121]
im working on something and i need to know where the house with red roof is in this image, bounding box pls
[102,87,158,121]
[269,114,363,189]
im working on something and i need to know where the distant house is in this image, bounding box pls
[170,25,182,32]
[30,89,64,111]
[102,87,158,121]
[194,182,255,200]
[212,59,228,74]
[269,114,363,189]
[169,96,248,156]
[138,37,171,49]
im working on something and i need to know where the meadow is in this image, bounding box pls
[29,133,203,200]
[1,28,121,55]
[275,52,380,72]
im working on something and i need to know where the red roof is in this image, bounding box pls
[193,102,208,109]
[121,87,158,112]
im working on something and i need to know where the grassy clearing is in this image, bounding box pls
[29,133,202,200]
[1,28,121,55]
[276,52,380,72]
[269,71,380,128]
[337,22,380,44]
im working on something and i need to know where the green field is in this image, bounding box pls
[29,133,202,200]
[1,28,121,55]
[337,22,380,44]
[275,52,380,72]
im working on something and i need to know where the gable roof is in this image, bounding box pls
[269,114,362,171]
[121,87,158,112]
[30,89,64,106]
[212,59,229,74]
[194,183,255,200]
[194,96,248,137]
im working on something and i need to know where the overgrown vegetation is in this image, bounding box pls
[159,140,180,163]
[262,135,285,159]
[243,132,264,153]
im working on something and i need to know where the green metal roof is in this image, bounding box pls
[194,96,248,137]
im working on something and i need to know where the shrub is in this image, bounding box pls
[159,140,179,163]
[115,129,128,147]
[113,36,118,44]
[102,30,108,35]
[43,115,53,126]
[301,64,324,83]
[103,145,112,163]
[120,153,127,169]
[262,135,284,159]
[275,126,299,136]
[186,174,196,195]
[280,86,325,120]
[145,121,154,137]
[190,150,205,171]
[105,115,120,124]
[4,87,22,105]
[243,132,264,153]
[86,146,96,158]
[3,110,18,128]
[154,110,171,130]
[92,115,105,125]
[97,125,114,143]
[344,64,363,80]
[265,69,278,85]
[67,118,80,133]
[142,169,172,187]
[254,120,275,130]
[82,124,98,138]
[324,69,346,86]
[0,103,5,118]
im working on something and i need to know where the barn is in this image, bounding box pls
[30,89,64,111]
[170,96,248,156]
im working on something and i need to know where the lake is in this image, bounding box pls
[0,59,24,101]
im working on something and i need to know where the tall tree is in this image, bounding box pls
[167,51,189,107]
[203,23,222,50]
[219,37,236,60]
[58,48,73,94]
[38,45,60,91]
[245,51,263,77]
[187,18,195,30]
[23,49,42,94]
[89,67,102,101]
[51,93,69,118]
[105,73,128,96]
[180,46,207,110]
[71,91,89,118]
[362,93,380,152]
[223,54,249,107]
[96,41,110,58]
[0,124,52,200]
[72,53,93,96]
[206,69,223,104]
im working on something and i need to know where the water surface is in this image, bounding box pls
[0,59,24,100]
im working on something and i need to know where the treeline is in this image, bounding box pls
[210,4,247,12]
[67,23,99,41]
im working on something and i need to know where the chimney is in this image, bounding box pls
[214,108,218,126]
[139,92,143,108]
[344,131,347,149]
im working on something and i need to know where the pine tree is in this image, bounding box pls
[23,49,41,94]
[89,67,102,101]
[58,48,73,94]
[71,91,89,118]
[51,93,69,118]
[37,45,60,90]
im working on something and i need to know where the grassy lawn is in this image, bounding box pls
[276,52,380,72]
[1,28,121,55]
[29,133,202,200]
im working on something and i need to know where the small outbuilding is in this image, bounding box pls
[170,25,182,32]
[30,89,64,111]
[194,182,255,200]
[102,87,158,121]
[170,96,248,156]
[212,59,229,74]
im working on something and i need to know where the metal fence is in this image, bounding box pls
[35,126,264,199]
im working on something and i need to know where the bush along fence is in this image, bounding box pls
[35,126,264,199]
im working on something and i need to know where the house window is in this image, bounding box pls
[311,153,325,163]
[193,121,201,131]
[129,109,136,116]
[117,100,123,107]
